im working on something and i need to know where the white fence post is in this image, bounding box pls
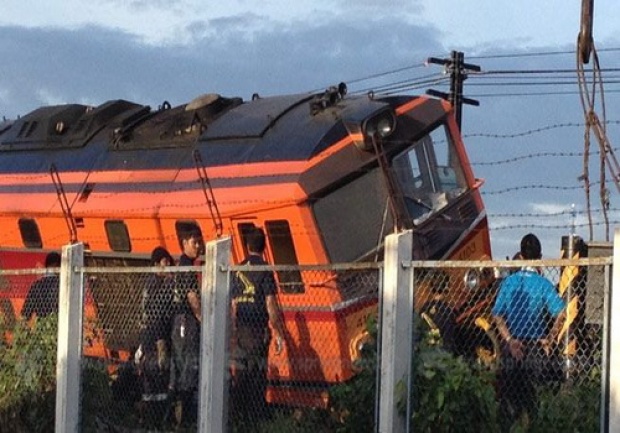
[608,229,620,432]
[198,236,232,433]
[55,243,84,433]
[379,230,413,433]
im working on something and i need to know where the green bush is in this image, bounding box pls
[0,315,58,432]
[0,316,125,432]
[527,376,600,433]
[329,315,500,433]
[406,331,499,433]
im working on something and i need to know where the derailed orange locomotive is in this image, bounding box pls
[0,83,492,404]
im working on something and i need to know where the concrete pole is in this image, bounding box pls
[607,228,620,432]
[198,236,232,433]
[55,243,84,433]
[378,230,413,433]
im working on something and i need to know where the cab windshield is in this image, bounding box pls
[392,124,467,224]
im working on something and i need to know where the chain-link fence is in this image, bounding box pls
[227,264,381,432]
[399,258,608,433]
[0,236,616,433]
[0,263,60,432]
[74,259,382,432]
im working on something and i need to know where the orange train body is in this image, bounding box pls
[0,85,491,404]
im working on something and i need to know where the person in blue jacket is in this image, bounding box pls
[492,233,566,429]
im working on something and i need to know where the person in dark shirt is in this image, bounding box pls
[230,227,285,427]
[21,251,61,320]
[135,246,175,429]
[169,230,202,428]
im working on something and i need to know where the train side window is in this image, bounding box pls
[265,220,303,294]
[18,218,43,249]
[104,220,132,252]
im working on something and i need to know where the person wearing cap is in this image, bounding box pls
[492,233,566,429]
[135,246,176,429]
[21,251,61,320]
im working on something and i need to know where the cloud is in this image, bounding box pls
[104,0,184,8]
[326,0,424,17]
[1,11,617,260]
[530,202,575,215]
[0,14,444,118]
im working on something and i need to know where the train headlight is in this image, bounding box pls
[363,108,396,140]
[344,105,397,152]
[464,268,481,290]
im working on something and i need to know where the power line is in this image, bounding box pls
[349,73,448,95]
[468,47,620,60]
[472,67,620,76]
[467,79,620,86]
[469,89,620,98]
[332,49,620,95]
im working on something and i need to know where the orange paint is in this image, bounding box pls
[0,93,492,408]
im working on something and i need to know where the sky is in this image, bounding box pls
[1,0,619,259]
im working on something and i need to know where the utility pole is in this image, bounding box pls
[426,51,480,131]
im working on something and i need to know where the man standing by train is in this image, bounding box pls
[21,251,61,320]
[492,233,566,429]
[230,226,285,428]
[169,230,203,428]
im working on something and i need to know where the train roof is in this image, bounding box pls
[0,89,430,174]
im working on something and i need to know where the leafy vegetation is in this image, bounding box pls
[406,330,500,433]
[0,315,58,432]
[0,313,602,432]
[328,315,500,433]
[0,315,137,432]
[527,375,601,433]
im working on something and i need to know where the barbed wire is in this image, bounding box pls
[489,207,620,219]
[472,148,620,166]
[490,219,620,231]
[482,181,600,195]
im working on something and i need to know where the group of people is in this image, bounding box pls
[135,226,284,430]
[134,228,203,429]
[21,228,564,430]
[19,227,285,430]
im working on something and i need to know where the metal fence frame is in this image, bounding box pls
[47,228,620,432]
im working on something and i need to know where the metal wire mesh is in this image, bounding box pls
[227,264,381,432]
[0,266,60,432]
[81,266,203,432]
[411,259,606,431]
[0,254,610,432]
[74,263,382,432]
